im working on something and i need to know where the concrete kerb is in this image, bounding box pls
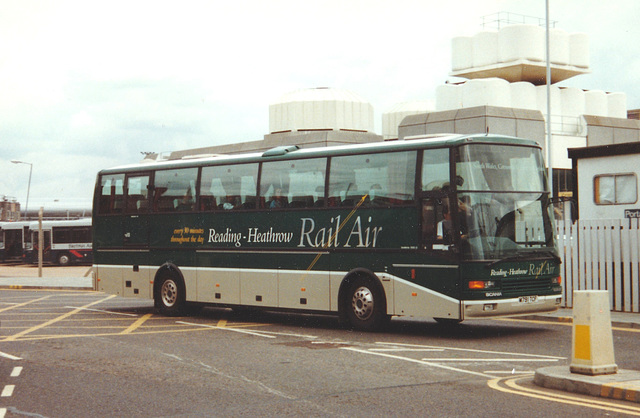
[530,298,640,404]
[0,276,94,291]
[0,266,94,290]
[535,366,640,403]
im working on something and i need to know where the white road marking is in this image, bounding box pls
[64,306,138,316]
[1,385,14,397]
[10,367,22,377]
[176,321,276,338]
[375,342,565,360]
[487,370,535,374]
[370,348,445,352]
[420,358,559,362]
[0,351,21,361]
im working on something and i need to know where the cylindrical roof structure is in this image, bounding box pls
[510,82,537,110]
[499,24,545,63]
[269,87,374,134]
[462,78,510,108]
[584,90,608,117]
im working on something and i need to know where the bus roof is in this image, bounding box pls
[98,133,541,174]
[27,218,91,229]
[0,221,31,230]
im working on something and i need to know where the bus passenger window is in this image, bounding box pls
[98,174,125,214]
[200,164,258,211]
[260,158,326,210]
[153,168,198,212]
[329,151,416,207]
[125,175,150,213]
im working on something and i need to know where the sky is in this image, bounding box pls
[1,0,639,212]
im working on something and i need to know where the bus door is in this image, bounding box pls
[420,146,460,306]
[32,230,52,263]
[123,173,151,247]
[5,229,24,260]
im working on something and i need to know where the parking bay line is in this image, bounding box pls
[0,295,52,313]
[120,313,153,335]
[340,346,494,379]
[2,294,116,342]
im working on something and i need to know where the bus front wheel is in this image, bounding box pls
[155,274,185,316]
[343,277,389,331]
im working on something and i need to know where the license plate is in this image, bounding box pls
[519,295,538,303]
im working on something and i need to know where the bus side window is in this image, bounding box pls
[422,197,452,249]
[125,175,150,213]
[200,164,258,211]
[329,152,416,207]
[421,199,436,248]
[260,158,326,210]
[153,168,197,212]
[98,174,125,214]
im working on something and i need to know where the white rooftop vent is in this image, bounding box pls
[450,24,590,85]
[269,87,374,134]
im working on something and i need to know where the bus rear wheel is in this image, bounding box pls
[343,277,389,331]
[58,253,71,266]
[155,274,185,316]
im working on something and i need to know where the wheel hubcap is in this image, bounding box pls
[161,279,178,307]
[351,286,374,320]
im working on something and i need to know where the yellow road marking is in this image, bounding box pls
[0,295,52,313]
[120,313,153,335]
[2,294,116,342]
[6,321,271,341]
[488,375,640,415]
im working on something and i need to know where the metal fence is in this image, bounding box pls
[557,219,640,312]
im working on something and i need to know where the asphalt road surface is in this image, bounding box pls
[1,289,639,417]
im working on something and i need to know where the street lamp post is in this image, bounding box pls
[10,160,32,220]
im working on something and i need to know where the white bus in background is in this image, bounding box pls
[0,221,31,263]
[26,218,92,266]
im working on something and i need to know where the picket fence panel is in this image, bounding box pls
[557,218,640,312]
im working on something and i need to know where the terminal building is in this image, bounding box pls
[0,197,20,221]
[147,14,640,219]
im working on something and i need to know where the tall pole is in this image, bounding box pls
[38,207,43,277]
[10,160,33,220]
[26,164,32,219]
[546,0,554,199]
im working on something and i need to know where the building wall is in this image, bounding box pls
[398,105,545,148]
[0,199,20,221]
[576,153,640,220]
